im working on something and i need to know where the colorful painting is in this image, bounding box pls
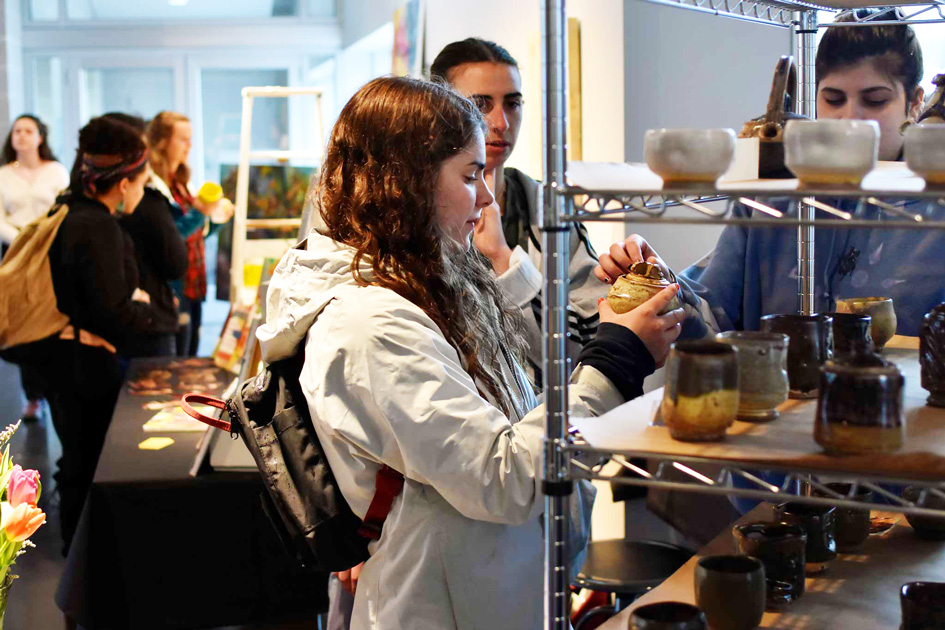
[392,0,425,77]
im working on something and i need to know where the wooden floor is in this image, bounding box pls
[0,358,319,630]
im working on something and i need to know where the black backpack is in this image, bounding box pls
[182,349,403,572]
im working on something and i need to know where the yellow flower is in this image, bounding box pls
[0,501,45,542]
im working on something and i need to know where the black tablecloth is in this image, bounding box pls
[55,358,328,629]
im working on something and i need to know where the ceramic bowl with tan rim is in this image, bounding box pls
[784,119,879,187]
[644,128,736,186]
[904,124,945,187]
[835,297,897,351]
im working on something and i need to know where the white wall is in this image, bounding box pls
[0,0,25,130]
[342,0,404,47]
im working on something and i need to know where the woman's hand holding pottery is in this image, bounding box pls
[599,283,685,367]
[594,234,669,284]
[473,201,513,275]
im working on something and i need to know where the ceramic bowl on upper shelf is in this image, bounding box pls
[784,119,879,187]
[644,128,736,187]
[904,124,945,188]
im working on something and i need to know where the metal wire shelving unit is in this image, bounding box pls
[538,2,945,628]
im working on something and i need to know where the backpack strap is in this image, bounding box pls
[357,465,405,541]
[180,393,231,431]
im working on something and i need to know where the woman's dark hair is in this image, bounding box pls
[430,38,518,83]
[816,10,924,106]
[319,76,526,416]
[70,116,148,196]
[103,112,147,135]
[1,114,58,165]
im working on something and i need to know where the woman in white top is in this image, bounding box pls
[0,114,70,421]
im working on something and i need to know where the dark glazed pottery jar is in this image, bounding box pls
[694,555,766,630]
[920,303,945,408]
[814,354,905,455]
[901,582,945,630]
[630,602,707,630]
[811,482,872,552]
[775,503,838,574]
[661,341,739,442]
[823,311,872,358]
[760,314,833,399]
[902,486,945,540]
[733,522,807,609]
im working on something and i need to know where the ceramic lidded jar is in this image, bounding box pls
[920,303,945,408]
[607,261,682,315]
[661,340,739,442]
[814,353,905,455]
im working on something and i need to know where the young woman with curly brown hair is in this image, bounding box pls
[255,76,684,629]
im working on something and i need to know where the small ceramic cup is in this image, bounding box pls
[630,602,707,630]
[904,124,945,187]
[733,522,807,609]
[902,486,945,540]
[814,354,905,455]
[760,314,833,399]
[716,331,789,422]
[661,341,739,442]
[823,312,873,358]
[694,555,766,630]
[644,128,736,186]
[920,303,945,408]
[784,119,879,187]
[775,502,838,574]
[901,582,945,630]
[835,297,897,352]
[811,482,872,552]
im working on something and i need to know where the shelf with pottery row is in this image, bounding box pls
[567,339,945,519]
[561,161,945,227]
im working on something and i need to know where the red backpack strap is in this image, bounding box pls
[180,393,231,432]
[357,465,405,540]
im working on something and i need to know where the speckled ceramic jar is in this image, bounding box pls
[607,261,682,315]
[920,303,945,408]
[716,331,789,422]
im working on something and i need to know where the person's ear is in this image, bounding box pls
[117,177,131,197]
[909,86,926,120]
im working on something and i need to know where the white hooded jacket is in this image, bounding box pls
[256,231,626,630]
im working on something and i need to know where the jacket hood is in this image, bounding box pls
[255,231,367,363]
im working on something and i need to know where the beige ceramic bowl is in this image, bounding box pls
[835,297,897,351]
[784,119,879,187]
[904,124,945,187]
[644,128,736,185]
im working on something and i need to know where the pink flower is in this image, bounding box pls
[7,465,40,507]
[1,502,45,542]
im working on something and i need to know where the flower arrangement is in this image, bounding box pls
[0,421,46,627]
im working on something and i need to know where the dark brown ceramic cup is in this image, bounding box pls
[811,482,872,552]
[694,555,765,630]
[733,522,806,609]
[823,312,872,358]
[775,502,837,574]
[920,303,945,408]
[760,314,833,399]
[902,486,945,540]
[814,354,905,455]
[630,602,707,630]
[901,582,945,630]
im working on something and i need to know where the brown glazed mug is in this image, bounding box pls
[920,303,945,408]
[775,502,838,574]
[823,311,872,358]
[811,482,872,552]
[661,341,739,442]
[901,582,945,630]
[814,353,905,455]
[760,314,833,399]
[694,555,765,630]
[733,522,806,609]
[630,602,708,630]
[836,297,897,351]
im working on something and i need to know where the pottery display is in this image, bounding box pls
[733,522,807,609]
[823,312,872,358]
[775,502,838,574]
[814,353,905,455]
[783,119,879,187]
[901,582,945,630]
[902,486,945,540]
[607,261,682,315]
[716,331,789,421]
[904,124,945,187]
[694,555,766,630]
[661,341,739,442]
[811,482,872,552]
[759,314,833,399]
[920,303,945,408]
[835,297,897,351]
[644,128,736,186]
[630,602,707,630]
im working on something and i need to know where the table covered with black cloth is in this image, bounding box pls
[55,358,328,629]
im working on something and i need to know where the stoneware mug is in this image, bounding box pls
[716,331,789,422]
[775,502,838,574]
[760,314,833,399]
[835,297,896,352]
[630,602,708,630]
[694,555,766,630]
[901,582,945,630]
[733,522,807,609]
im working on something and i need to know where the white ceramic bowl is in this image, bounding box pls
[644,128,736,185]
[784,119,879,186]
[904,124,945,186]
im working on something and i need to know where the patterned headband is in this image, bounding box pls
[81,149,148,194]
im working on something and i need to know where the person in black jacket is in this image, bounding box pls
[106,113,188,358]
[46,116,155,552]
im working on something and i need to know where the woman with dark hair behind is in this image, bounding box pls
[105,112,188,358]
[45,116,156,552]
[0,114,70,422]
[255,76,684,628]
